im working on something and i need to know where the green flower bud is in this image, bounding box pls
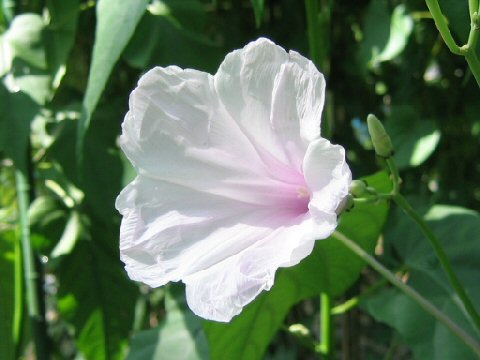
[367,114,394,158]
[349,180,368,197]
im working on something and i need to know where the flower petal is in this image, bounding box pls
[116,176,310,285]
[303,138,352,218]
[184,220,319,322]
[120,65,308,208]
[116,176,324,321]
[214,38,325,176]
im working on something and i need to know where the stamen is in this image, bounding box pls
[297,186,310,199]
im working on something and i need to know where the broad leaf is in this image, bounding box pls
[5,14,46,69]
[3,14,53,104]
[385,106,440,169]
[58,235,137,360]
[127,285,209,360]
[123,7,222,73]
[358,1,413,70]
[203,172,391,360]
[45,0,80,88]
[78,0,149,159]
[0,84,38,168]
[364,205,480,359]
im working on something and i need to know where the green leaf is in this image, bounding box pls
[50,210,83,258]
[3,14,54,104]
[203,172,390,360]
[45,0,80,88]
[0,34,13,75]
[2,5,79,103]
[250,0,264,28]
[123,9,222,73]
[363,205,480,359]
[127,285,209,360]
[47,101,124,222]
[358,1,413,70]
[147,0,209,36]
[374,5,412,64]
[0,84,38,168]
[385,106,440,169]
[77,0,149,162]
[58,236,138,360]
[5,14,46,69]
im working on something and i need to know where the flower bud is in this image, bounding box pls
[367,114,394,158]
[349,180,368,197]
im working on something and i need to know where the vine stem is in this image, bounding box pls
[332,230,480,357]
[424,0,463,54]
[392,193,480,334]
[425,0,480,87]
[331,278,388,315]
[385,158,480,335]
[15,168,48,360]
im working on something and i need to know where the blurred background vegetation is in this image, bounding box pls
[1,0,479,359]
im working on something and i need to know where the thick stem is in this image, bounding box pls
[333,231,480,357]
[392,193,480,334]
[15,169,49,360]
[318,293,332,358]
[469,0,479,18]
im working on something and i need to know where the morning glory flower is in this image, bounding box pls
[116,38,352,322]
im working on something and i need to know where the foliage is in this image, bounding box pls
[1,0,479,359]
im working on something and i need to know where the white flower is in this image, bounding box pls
[116,38,351,322]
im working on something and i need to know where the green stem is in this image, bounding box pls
[469,0,479,18]
[15,169,48,360]
[425,0,480,87]
[465,9,480,87]
[318,293,332,358]
[424,0,463,55]
[331,278,388,315]
[333,230,480,357]
[385,156,480,334]
[393,193,480,334]
[385,158,400,195]
[13,225,23,358]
